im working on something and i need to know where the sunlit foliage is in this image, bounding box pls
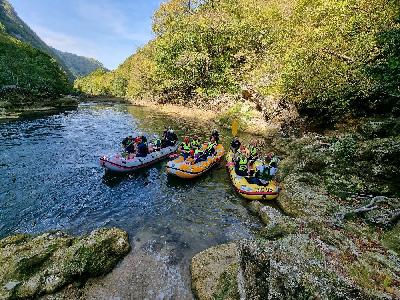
[75,0,400,120]
[0,32,71,100]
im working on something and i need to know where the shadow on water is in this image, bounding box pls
[102,170,151,188]
[0,107,78,124]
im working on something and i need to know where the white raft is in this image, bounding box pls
[100,144,179,173]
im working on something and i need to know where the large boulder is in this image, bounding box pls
[0,228,130,299]
[192,235,400,300]
[247,202,299,238]
[238,236,368,300]
[191,243,240,300]
[277,174,340,218]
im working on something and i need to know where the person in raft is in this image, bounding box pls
[235,149,249,177]
[185,149,196,164]
[193,136,216,163]
[234,144,248,161]
[205,135,217,156]
[122,135,132,148]
[162,129,178,147]
[211,129,220,144]
[122,135,138,153]
[136,137,149,158]
[230,136,241,152]
[126,137,139,155]
[247,154,280,185]
[151,136,162,151]
[191,135,201,150]
[180,136,192,159]
[248,140,259,163]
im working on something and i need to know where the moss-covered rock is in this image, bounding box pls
[191,243,240,300]
[192,233,400,300]
[277,174,340,218]
[0,228,130,299]
[247,201,299,239]
[191,116,400,300]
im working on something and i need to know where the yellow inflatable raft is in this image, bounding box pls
[166,144,225,179]
[226,151,279,201]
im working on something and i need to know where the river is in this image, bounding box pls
[0,101,262,299]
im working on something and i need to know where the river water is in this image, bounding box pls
[0,101,261,299]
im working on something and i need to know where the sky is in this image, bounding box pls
[9,0,164,69]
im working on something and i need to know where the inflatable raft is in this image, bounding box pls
[226,150,279,201]
[100,144,179,173]
[166,144,225,179]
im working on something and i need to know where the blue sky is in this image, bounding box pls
[9,0,164,69]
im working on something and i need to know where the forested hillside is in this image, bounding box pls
[0,0,105,81]
[75,0,400,124]
[0,29,71,106]
[52,47,106,78]
[0,0,74,79]
[0,0,72,107]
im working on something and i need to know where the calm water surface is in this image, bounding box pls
[0,102,261,298]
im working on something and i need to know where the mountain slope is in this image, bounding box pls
[0,0,49,54]
[0,0,74,80]
[51,47,106,78]
[0,30,71,106]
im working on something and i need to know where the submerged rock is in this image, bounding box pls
[0,228,130,299]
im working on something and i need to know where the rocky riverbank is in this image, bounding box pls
[191,117,400,299]
[0,95,79,120]
[131,95,279,137]
[0,228,130,299]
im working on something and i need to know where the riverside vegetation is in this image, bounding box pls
[75,0,400,299]
[191,118,400,299]
[75,0,399,124]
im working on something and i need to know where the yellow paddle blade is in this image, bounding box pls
[232,119,239,136]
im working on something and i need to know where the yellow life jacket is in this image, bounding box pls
[250,146,257,156]
[191,140,200,148]
[238,156,248,171]
[181,142,191,151]
[207,142,216,151]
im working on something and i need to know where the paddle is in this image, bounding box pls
[231,119,239,137]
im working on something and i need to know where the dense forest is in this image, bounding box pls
[0,28,71,105]
[75,0,400,123]
[0,0,72,105]
[0,0,107,107]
